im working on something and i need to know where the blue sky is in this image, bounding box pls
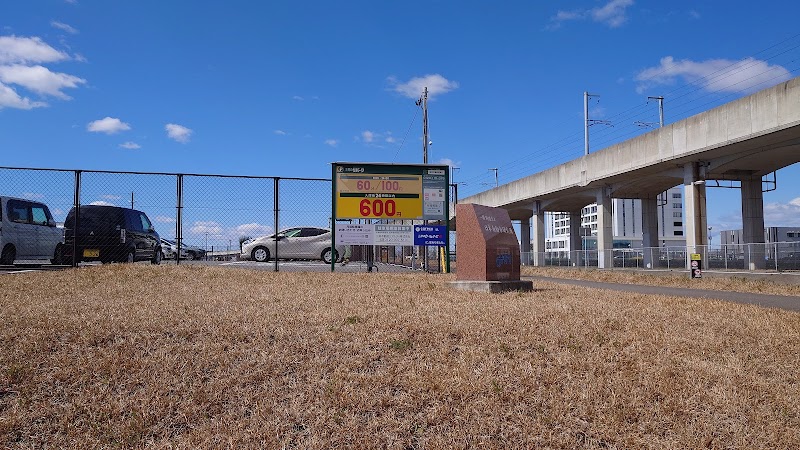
[2,0,800,245]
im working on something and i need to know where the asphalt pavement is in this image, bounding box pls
[525,275,800,312]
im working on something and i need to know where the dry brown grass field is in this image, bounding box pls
[1,265,799,448]
[522,266,800,297]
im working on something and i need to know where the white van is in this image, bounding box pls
[0,196,64,265]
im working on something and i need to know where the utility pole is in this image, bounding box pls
[131,192,134,209]
[648,96,664,127]
[584,91,612,155]
[489,168,498,187]
[635,96,665,129]
[417,87,429,164]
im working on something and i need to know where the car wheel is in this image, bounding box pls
[321,248,338,264]
[252,246,270,262]
[0,245,15,265]
[152,250,163,265]
[186,251,196,261]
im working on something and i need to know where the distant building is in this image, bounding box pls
[544,186,687,254]
[718,226,800,258]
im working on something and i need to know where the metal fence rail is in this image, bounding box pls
[526,242,800,272]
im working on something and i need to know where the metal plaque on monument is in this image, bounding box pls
[450,203,533,293]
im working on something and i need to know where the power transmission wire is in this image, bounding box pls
[391,105,420,162]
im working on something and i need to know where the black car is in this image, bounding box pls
[63,205,163,264]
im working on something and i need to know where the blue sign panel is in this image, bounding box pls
[414,225,447,246]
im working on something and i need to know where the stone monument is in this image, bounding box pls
[451,203,533,293]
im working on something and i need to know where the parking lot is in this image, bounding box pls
[0,258,422,275]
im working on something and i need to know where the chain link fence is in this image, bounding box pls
[0,167,446,272]
[526,242,800,272]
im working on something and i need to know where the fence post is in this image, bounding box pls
[274,177,279,272]
[72,170,81,268]
[775,242,779,271]
[176,174,183,266]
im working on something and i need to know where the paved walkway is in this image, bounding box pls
[525,276,800,313]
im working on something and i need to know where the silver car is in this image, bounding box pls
[161,239,188,260]
[240,227,344,264]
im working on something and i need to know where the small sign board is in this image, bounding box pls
[690,253,702,279]
[414,225,447,246]
[374,224,414,245]
[335,223,416,246]
[335,223,373,245]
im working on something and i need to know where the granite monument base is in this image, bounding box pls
[449,279,533,294]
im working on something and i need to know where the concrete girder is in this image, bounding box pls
[608,173,683,199]
[706,139,800,180]
[534,194,597,213]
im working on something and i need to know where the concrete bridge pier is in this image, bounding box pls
[519,216,531,265]
[596,189,613,269]
[569,210,584,267]
[742,177,766,270]
[641,195,660,269]
[683,162,708,268]
[531,202,546,267]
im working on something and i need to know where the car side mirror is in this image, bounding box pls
[47,219,56,227]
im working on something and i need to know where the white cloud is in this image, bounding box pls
[0,36,85,109]
[548,0,634,29]
[274,129,287,135]
[592,0,634,27]
[87,117,131,134]
[0,82,47,109]
[190,221,224,235]
[165,123,192,143]
[355,130,397,147]
[101,195,120,200]
[119,141,141,149]
[713,198,800,231]
[292,95,304,101]
[325,139,339,147]
[437,158,459,169]
[0,35,70,64]
[21,192,45,200]
[88,200,114,206]
[235,223,273,237]
[765,198,800,227]
[635,56,792,94]
[154,215,176,224]
[51,21,78,34]
[172,222,275,248]
[387,74,459,100]
[0,64,86,99]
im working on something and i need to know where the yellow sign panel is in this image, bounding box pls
[690,253,701,261]
[336,172,424,219]
[337,196,422,219]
